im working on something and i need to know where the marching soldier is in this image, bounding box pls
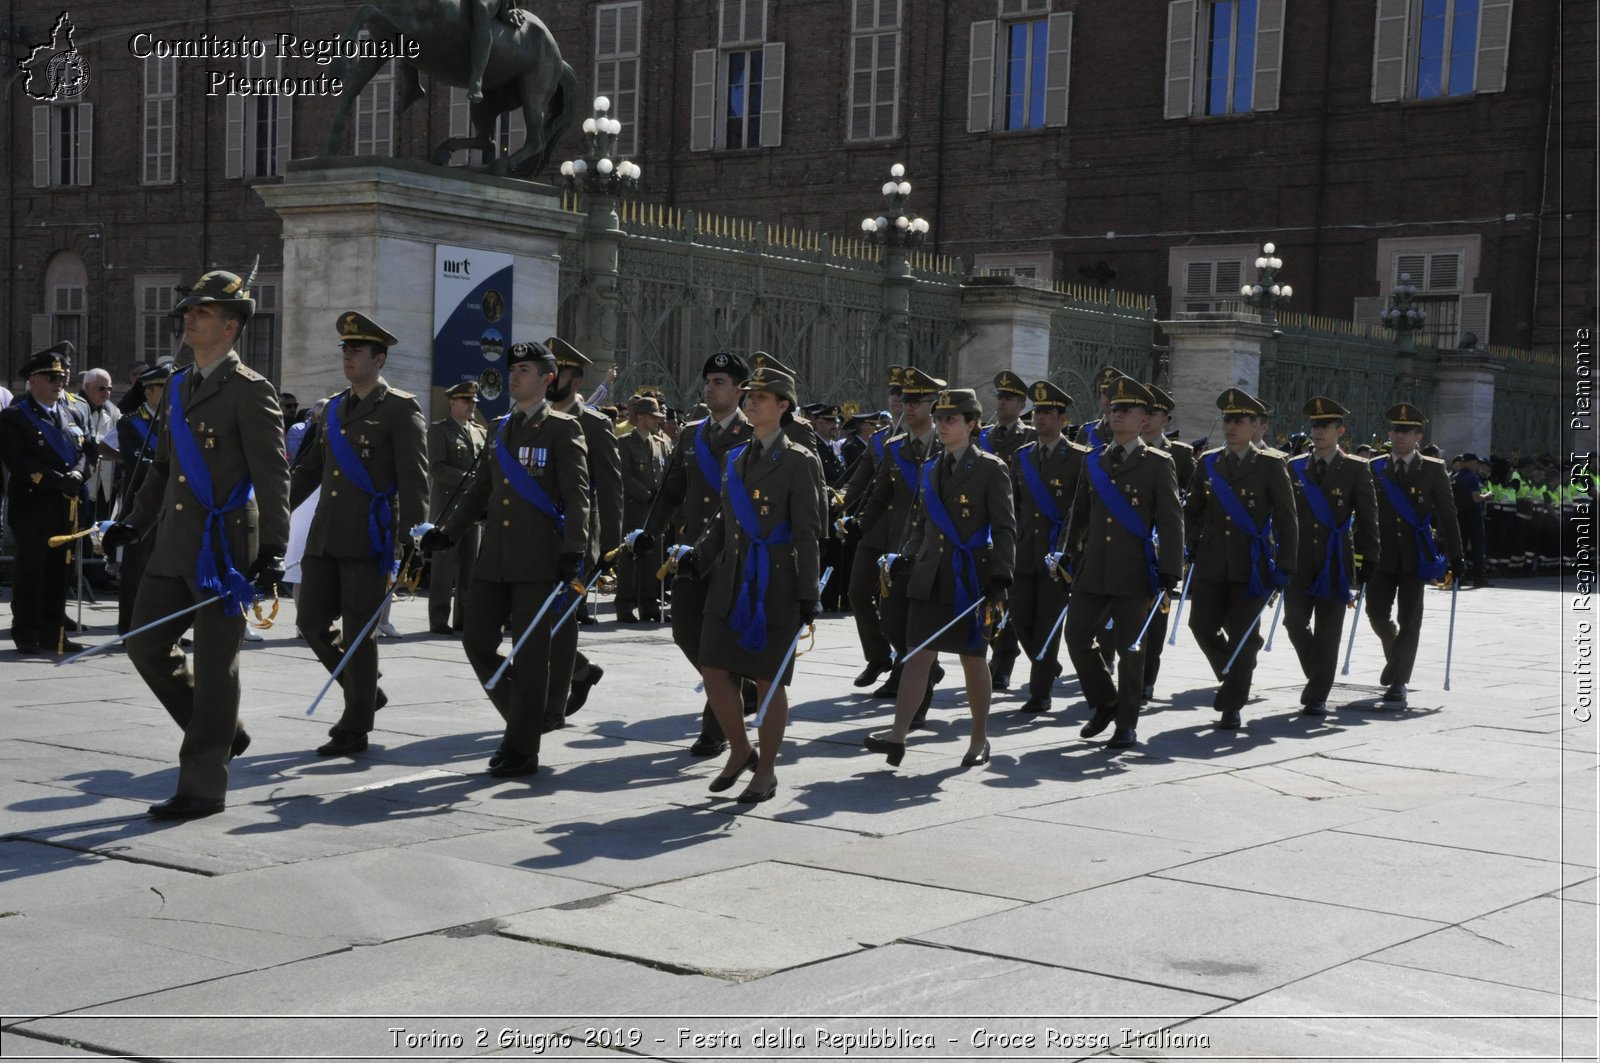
[1284,397,1380,716]
[100,269,291,818]
[693,365,825,802]
[1184,388,1298,729]
[849,367,944,701]
[1365,403,1463,706]
[422,341,590,776]
[546,338,622,724]
[0,344,94,654]
[1059,377,1184,749]
[113,363,171,636]
[864,387,1016,767]
[1009,380,1089,714]
[616,393,669,623]
[840,365,904,518]
[427,380,487,635]
[1252,401,1277,449]
[290,312,430,757]
[805,403,848,485]
[637,352,755,755]
[979,370,1035,459]
[1134,383,1196,699]
[1069,365,1119,449]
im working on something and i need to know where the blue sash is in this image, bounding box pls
[324,395,398,573]
[1018,442,1065,547]
[977,427,994,453]
[1086,448,1160,595]
[125,411,155,451]
[887,438,921,497]
[1203,452,1287,597]
[17,399,80,466]
[493,414,565,532]
[1079,421,1103,449]
[871,431,885,461]
[167,370,257,616]
[692,420,722,492]
[1291,456,1353,601]
[724,443,793,653]
[1372,457,1448,580]
[920,458,991,648]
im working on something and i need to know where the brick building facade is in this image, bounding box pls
[4,0,1592,388]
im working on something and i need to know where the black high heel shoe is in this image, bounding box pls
[734,780,777,803]
[961,740,991,767]
[863,734,906,767]
[708,749,758,793]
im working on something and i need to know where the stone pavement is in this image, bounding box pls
[1,577,1595,1061]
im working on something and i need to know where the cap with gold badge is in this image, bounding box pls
[1144,383,1175,413]
[750,351,799,378]
[545,337,592,371]
[932,388,983,418]
[445,380,480,399]
[993,370,1027,397]
[1094,365,1122,391]
[1107,376,1157,409]
[172,269,255,323]
[1303,396,1350,423]
[739,365,798,408]
[1216,388,1268,416]
[337,311,399,350]
[20,343,73,379]
[1029,380,1073,411]
[1385,402,1428,428]
[887,364,906,393]
[898,367,946,399]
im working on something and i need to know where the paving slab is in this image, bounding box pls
[1159,829,1589,923]
[0,705,159,742]
[0,838,201,914]
[1118,959,1597,1060]
[1321,731,1598,780]
[1368,896,1598,1000]
[1564,877,1598,904]
[1335,792,1598,866]
[1483,766,1600,811]
[411,802,848,889]
[14,933,717,1060]
[499,862,1019,979]
[792,816,1219,902]
[917,876,1440,999]
[1212,756,1510,810]
[0,777,155,836]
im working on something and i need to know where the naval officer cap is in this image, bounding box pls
[337,311,399,350]
[701,351,749,380]
[1029,380,1073,411]
[1303,396,1350,423]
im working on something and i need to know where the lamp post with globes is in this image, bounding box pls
[1239,242,1292,325]
[1379,271,1429,353]
[860,163,931,371]
[557,97,641,367]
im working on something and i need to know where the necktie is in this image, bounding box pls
[188,370,202,403]
[1314,457,1328,481]
[910,439,924,462]
[1226,451,1240,474]
[745,441,763,473]
[706,420,722,446]
[944,455,957,479]
[1109,445,1125,469]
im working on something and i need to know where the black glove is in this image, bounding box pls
[631,531,655,556]
[247,546,286,593]
[558,552,585,582]
[60,470,84,497]
[889,554,912,579]
[842,517,864,541]
[419,527,454,553]
[1160,571,1181,595]
[100,521,140,552]
[984,575,1012,604]
[1448,556,1466,582]
[799,599,823,623]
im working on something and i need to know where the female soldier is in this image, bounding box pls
[693,366,825,803]
[865,388,1016,767]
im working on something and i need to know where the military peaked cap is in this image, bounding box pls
[629,394,663,416]
[993,369,1027,396]
[1094,365,1122,390]
[445,380,480,399]
[898,367,946,397]
[1303,395,1349,422]
[21,347,71,378]
[1108,376,1157,409]
[932,388,983,418]
[1144,383,1175,412]
[1029,380,1073,410]
[1386,402,1428,426]
[750,351,799,377]
[739,366,798,408]
[887,364,906,391]
[545,337,592,370]
[1216,388,1267,415]
[338,311,399,349]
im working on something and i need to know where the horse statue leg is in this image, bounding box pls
[324,5,400,155]
[504,61,577,178]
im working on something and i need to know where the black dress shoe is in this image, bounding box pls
[488,742,509,769]
[1140,684,1156,703]
[990,667,1012,691]
[853,660,891,688]
[489,751,538,777]
[616,608,640,624]
[148,794,225,819]
[375,687,388,712]
[1218,708,1242,729]
[576,613,597,626]
[1106,726,1139,749]
[1301,702,1329,717]
[429,623,452,635]
[708,749,758,793]
[316,731,368,756]
[1019,693,1051,714]
[640,609,662,622]
[1079,706,1116,739]
[540,716,567,734]
[873,665,903,698]
[60,616,79,632]
[863,734,906,766]
[13,641,42,655]
[567,664,604,716]
[1381,683,1408,706]
[229,730,252,760]
[689,736,728,757]
[53,640,86,654]
[961,740,991,767]
[734,780,777,803]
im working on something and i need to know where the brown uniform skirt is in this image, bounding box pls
[699,603,803,685]
[904,598,988,657]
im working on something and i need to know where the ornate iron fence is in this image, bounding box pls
[1046,283,1160,400]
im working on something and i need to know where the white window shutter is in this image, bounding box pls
[1184,261,1213,297]
[691,48,717,150]
[1456,293,1491,345]
[1044,12,1072,127]
[1372,0,1410,103]
[76,103,92,186]
[1253,0,1286,111]
[1475,0,1513,94]
[1394,252,1427,286]
[275,97,293,176]
[749,0,767,42]
[225,94,244,178]
[1164,0,1196,119]
[1353,296,1384,332]
[1215,259,1243,293]
[597,5,619,54]
[720,0,740,44]
[1426,252,1461,292]
[760,42,785,146]
[967,20,995,133]
[33,106,49,188]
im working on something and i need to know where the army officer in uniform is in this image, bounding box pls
[427,380,487,635]
[616,393,669,622]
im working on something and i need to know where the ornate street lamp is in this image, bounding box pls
[559,96,640,196]
[1239,241,1292,323]
[860,163,931,250]
[1379,271,1429,351]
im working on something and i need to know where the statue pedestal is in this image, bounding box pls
[255,157,580,417]
[1430,347,1506,457]
[1159,311,1278,440]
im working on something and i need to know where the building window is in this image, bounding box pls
[31,103,93,187]
[49,285,86,351]
[690,1,785,150]
[143,57,177,184]
[353,37,394,156]
[240,280,280,382]
[1165,0,1284,118]
[1354,236,1490,347]
[1372,0,1512,102]
[138,279,179,363]
[595,2,641,156]
[850,0,901,141]
[974,252,1053,282]
[1168,244,1257,314]
[967,5,1072,134]
[226,56,293,177]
